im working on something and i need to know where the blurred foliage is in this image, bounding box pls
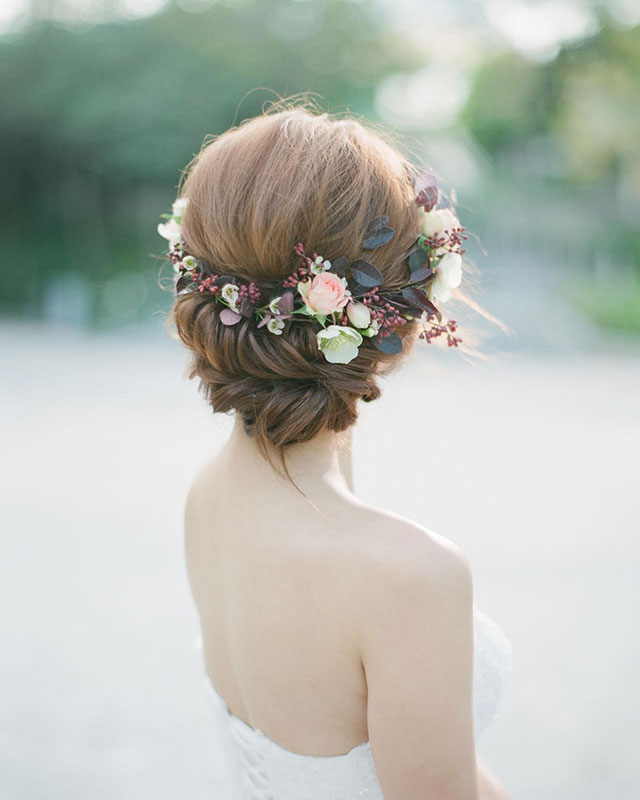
[2,2,639,333]
[463,20,640,187]
[463,54,556,155]
[461,18,640,331]
[569,276,640,333]
[0,0,419,323]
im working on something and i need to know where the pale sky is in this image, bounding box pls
[1,0,631,43]
[2,0,636,138]
[2,0,627,140]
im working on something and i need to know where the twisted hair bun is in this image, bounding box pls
[171,105,422,467]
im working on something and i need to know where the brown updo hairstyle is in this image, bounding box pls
[171,104,423,479]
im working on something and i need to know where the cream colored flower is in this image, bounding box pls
[268,297,281,315]
[422,208,461,239]
[221,283,240,311]
[177,255,197,274]
[316,325,363,364]
[310,255,332,275]
[172,197,189,220]
[428,252,463,304]
[157,218,182,247]
[267,317,285,335]
[346,300,371,329]
[362,318,381,337]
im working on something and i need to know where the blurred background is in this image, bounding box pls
[1,1,639,798]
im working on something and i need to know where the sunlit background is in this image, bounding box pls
[2,1,639,799]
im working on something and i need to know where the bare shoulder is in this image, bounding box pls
[183,462,207,528]
[347,506,478,799]
[346,503,472,598]
[182,457,225,551]
[186,452,223,497]
[338,503,474,647]
[184,450,240,515]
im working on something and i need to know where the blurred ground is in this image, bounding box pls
[1,254,640,799]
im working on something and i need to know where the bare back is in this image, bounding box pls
[185,437,377,755]
[184,422,483,799]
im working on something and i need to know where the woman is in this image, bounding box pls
[161,106,512,799]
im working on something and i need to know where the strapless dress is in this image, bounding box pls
[199,604,512,799]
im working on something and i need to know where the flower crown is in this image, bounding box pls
[158,179,466,364]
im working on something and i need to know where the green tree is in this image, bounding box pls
[0,0,420,321]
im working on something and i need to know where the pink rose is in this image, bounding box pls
[298,272,351,315]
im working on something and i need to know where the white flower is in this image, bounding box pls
[172,197,189,220]
[221,283,240,311]
[268,297,281,314]
[311,255,332,275]
[422,208,461,239]
[178,255,198,273]
[316,325,363,364]
[346,300,371,329]
[362,318,381,337]
[267,317,285,335]
[428,251,463,304]
[157,218,182,247]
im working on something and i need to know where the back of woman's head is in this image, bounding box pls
[171,106,424,466]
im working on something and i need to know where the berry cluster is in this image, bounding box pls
[447,228,467,251]
[237,281,262,305]
[419,318,462,347]
[282,243,316,288]
[421,229,467,254]
[195,272,221,295]
[361,288,408,340]
[168,242,183,265]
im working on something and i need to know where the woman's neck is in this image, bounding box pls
[221,416,355,496]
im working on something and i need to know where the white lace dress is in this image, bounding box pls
[200,605,511,799]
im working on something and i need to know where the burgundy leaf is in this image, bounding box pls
[269,280,286,301]
[364,214,390,235]
[214,274,237,287]
[408,267,434,285]
[362,215,395,249]
[349,260,384,288]
[362,226,395,250]
[372,332,403,354]
[408,246,429,273]
[416,186,439,211]
[332,256,349,276]
[414,172,439,211]
[219,308,243,325]
[278,291,294,314]
[239,296,253,317]
[401,287,440,319]
[383,297,414,312]
[176,275,194,294]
